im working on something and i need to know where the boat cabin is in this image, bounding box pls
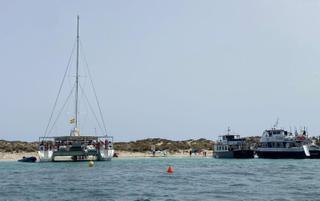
[218,134,245,144]
[214,134,248,152]
[260,128,309,148]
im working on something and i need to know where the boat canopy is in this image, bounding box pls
[39,135,112,142]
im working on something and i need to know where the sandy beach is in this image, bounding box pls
[0,152,38,161]
[115,150,212,159]
[0,150,213,161]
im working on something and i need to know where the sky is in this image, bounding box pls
[1,0,320,142]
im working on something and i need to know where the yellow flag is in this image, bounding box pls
[69,118,75,124]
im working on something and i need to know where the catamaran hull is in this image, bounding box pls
[98,149,114,161]
[38,149,114,162]
[38,150,54,162]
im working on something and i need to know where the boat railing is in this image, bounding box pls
[220,140,246,145]
[38,135,114,152]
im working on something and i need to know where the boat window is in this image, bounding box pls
[225,135,235,141]
[267,142,272,148]
[286,143,290,148]
[272,131,280,135]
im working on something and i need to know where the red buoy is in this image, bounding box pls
[167,166,174,173]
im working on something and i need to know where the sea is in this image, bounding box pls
[0,157,319,201]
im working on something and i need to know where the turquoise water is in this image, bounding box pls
[1,158,320,201]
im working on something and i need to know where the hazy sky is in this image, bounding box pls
[1,1,320,141]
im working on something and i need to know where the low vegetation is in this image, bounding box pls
[0,138,214,153]
[0,140,38,153]
[114,138,214,153]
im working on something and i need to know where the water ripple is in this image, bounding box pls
[1,158,320,200]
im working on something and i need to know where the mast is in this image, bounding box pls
[75,15,80,130]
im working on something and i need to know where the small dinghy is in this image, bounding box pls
[18,156,37,163]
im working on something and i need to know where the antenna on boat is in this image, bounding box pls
[294,127,298,136]
[273,118,279,129]
[227,127,231,135]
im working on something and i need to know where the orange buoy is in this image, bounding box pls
[167,166,174,173]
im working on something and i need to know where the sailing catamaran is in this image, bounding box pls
[38,16,114,162]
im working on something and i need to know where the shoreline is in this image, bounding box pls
[0,150,213,161]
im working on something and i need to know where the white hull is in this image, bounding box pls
[99,149,114,161]
[38,150,54,162]
[38,149,114,162]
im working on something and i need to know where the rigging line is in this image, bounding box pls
[77,82,90,132]
[47,83,76,137]
[43,40,77,138]
[80,40,108,134]
[79,83,105,135]
[66,53,75,89]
